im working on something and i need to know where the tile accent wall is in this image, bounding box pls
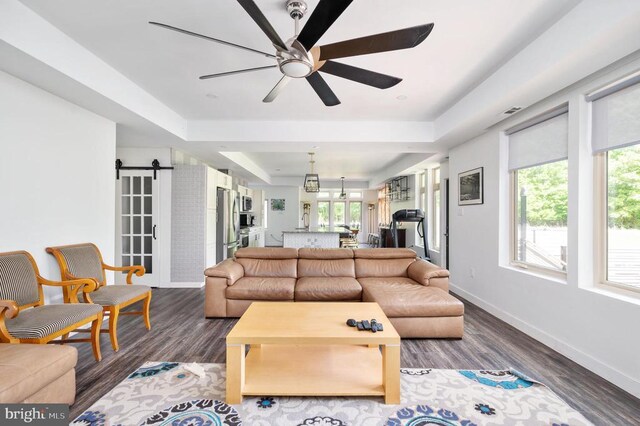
[171,165,206,282]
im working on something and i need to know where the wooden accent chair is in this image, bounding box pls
[46,243,151,352]
[0,251,103,361]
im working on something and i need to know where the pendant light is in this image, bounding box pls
[339,177,347,199]
[303,152,320,193]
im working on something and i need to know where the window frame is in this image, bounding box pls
[317,197,362,229]
[594,150,640,293]
[432,168,441,251]
[332,201,346,226]
[509,165,568,279]
[349,201,362,229]
[317,200,330,227]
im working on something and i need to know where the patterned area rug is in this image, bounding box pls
[72,361,591,426]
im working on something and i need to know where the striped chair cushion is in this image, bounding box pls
[6,304,102,339]
[0,253,40,306]
[84,285,151,306]
[58,245,105,283]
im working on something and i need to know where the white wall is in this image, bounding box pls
[0,70,116,302]
[448,56,640,397]
[253,185,300,246]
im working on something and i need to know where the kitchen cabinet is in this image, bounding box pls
[217,171,232,190]
[237,185,253,198]
[249,227,265,247]
[251,189,264,226]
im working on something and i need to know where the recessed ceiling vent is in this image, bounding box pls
[502,106,523,115]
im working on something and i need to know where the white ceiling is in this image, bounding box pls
[20,0,573,121]
[245,151,406,179]
[12,0,616,185]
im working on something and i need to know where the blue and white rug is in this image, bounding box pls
[72,361,591,426]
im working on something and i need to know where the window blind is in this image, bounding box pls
[591,80,640,153]
[507,109,568,171]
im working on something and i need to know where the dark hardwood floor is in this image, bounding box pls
[69,288,640,425]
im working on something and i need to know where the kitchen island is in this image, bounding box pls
[282,227,348,248]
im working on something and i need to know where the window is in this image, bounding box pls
[316,191,330,199]
[514,161,568,271]
[418,172,426,212]
[432,168,441,250]
[590,77,640,290]
[317,193,362,229]
[604,145,640,289]
[416,172,427,248]
[507,106,569,273]
[333,201,346,226]
[317,201,329,227]
[349,201,362,229]
[349,192,362,198]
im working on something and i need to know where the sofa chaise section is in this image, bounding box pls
[354,249,464,338]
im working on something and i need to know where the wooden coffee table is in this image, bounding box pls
[225,302,401,404]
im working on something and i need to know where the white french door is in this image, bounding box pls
[115,171,160,286]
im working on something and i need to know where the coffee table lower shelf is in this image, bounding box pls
[226,343,400,403]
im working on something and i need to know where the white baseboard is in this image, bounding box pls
[450,282,640,399]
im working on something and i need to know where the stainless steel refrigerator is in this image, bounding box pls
[216,187,240,263]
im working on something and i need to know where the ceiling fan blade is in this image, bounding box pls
[263,76,292,103]
[306,72,340,106]
[200,65,277,80]
[296,0,353,51]
[318,24,434,60]
[319,61,401,89]
[236,0,288,51]
[149,21,275,58]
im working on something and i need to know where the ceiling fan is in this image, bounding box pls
[149,0,434,106]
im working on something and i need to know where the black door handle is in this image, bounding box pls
[153,225,157,240]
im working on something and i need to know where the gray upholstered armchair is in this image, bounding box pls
[0,251,103,361]
[46,243,152,352]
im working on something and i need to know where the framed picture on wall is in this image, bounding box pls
[271,198,286,211]
[458,167,483,205]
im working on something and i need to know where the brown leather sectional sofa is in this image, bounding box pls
[205,247,464,338]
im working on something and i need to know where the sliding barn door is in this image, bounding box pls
[115,171,160,286]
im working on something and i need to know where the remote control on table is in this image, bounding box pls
[357,321,365,331]
[362,320,371,330]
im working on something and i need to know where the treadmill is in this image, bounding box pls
[390,209,430,261]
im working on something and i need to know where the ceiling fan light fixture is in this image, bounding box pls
[280,59,313,78]
[152,0,435,106]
